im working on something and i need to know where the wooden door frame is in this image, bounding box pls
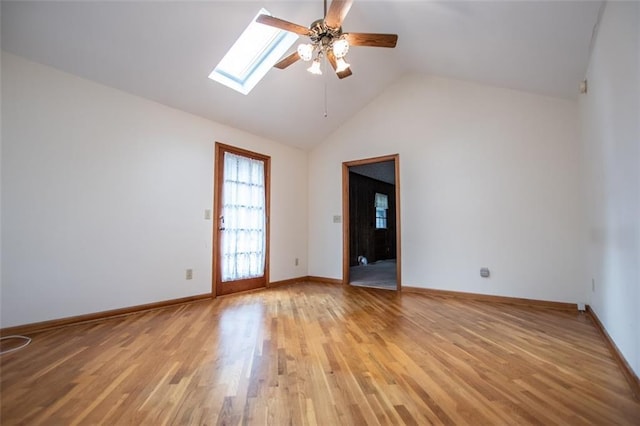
[342,154,401,290]
[212,142,271,297]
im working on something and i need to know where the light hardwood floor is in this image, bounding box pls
[1,282,639,425]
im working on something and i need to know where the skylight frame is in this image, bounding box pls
[209,8,299,95]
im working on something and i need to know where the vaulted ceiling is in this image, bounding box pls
[1,1,602,150]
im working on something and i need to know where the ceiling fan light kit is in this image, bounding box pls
[308,57,323,75]
[256,0,398,80]
[297,34,350,75]
[297,43,314,61]
[335,57,350,73]
[333,38,350,58]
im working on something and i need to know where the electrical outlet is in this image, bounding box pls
[295,258,299,266]
[204,209,212,220]
[186,269,193,280]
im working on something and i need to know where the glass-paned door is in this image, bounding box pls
[214,143,270,295]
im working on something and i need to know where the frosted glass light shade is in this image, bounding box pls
[336,57,350,72]
[332,38,349,58]
[297,43,314,61]
[307,59,322,75]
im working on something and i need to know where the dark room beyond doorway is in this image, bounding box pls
[345,157,400,290]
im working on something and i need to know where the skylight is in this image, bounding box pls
[209,8,298,95]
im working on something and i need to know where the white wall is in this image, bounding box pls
[0,49,3,299]
[309,74,584,303]
[580,2,639,377]
[1,52,308,328]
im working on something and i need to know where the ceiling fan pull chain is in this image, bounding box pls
[324,60,329,118]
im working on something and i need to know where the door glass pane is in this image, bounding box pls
[221,152,266,282]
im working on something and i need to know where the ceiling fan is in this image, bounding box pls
[256,0,398,79]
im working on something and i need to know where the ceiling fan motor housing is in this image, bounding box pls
[309,18,343,46]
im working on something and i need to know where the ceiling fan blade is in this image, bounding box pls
[256,14,310,36]
[274,51,301,69]
[324,0,353,29]
[326,50,353,79]
[344,33,398,48]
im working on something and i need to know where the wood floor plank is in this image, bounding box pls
[1,282,639,425]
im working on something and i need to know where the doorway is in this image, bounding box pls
[213,143,270,296]
[342,155,401,290]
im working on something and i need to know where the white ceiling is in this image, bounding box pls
[1,1,602,150]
